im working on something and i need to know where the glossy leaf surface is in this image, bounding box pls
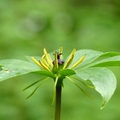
[75,67,117,108]
[0,59,40,81]
[89,56,120,67]
[0,49,120,109]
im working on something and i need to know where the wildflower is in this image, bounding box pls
[24,47,92,100]
[32,47,85,73]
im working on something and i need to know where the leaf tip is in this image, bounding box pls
[100,100,107,109]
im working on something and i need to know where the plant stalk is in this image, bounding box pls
[55,85,62,120]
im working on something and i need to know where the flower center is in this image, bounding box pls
[52,52,64,74]
[53,53,64,65]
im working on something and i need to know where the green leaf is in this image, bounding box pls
[83,52,120,68]
[89,56,120,67]
[94,52,120,60]
[0,65,2,70]
[58,69,76,78]
[75,67,117,108]
[67,49,103,69]
[0,59,40,81]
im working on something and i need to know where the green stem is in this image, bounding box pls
[55,85,62,120]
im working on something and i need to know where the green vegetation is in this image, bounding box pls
[0,0,120,120]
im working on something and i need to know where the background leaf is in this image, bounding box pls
[75,67,117,108]
[0,59,40,81]
[94,52,120,59]
[69,50,120,69]
[89,56,120,67]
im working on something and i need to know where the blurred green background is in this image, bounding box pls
[0,0,120,120]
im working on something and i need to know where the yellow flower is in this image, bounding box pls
[25,47,92,100]
[31,47,86,72]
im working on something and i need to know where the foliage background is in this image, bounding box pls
[0,0,120,120]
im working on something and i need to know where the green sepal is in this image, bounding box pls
[35,70,55,78]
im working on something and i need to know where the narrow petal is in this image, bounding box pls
[71,54,86,69]
[23,77,45,91]
[52,76,59,105]
[63,49,76,69]
[26,77,49,99]
[71,76,95,89]
[66,76,92,99]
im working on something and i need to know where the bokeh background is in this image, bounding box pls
[0,0,120,120]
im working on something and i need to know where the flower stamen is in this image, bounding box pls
[41,55,51,70]
[55,52,58,69]
[43,48,53,67]
[71,54,86,69]
[31,57,42,68]
[39,61,51,71]
[63,49,76,69]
